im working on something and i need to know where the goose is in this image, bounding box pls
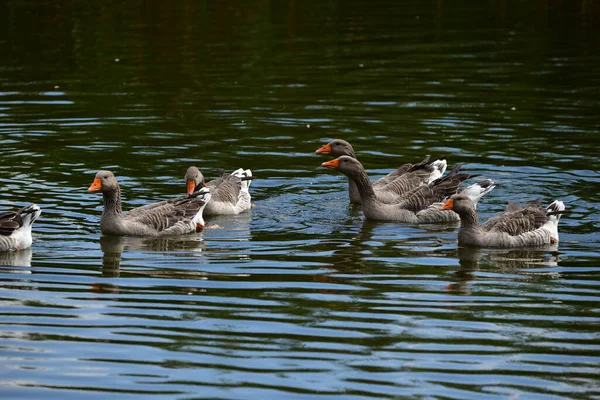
[185,166,252,216]
[321,156,494,223]
[87,170,211,236]
[0,204,41,251]
[441,193,565,248]
[316,139,447,204]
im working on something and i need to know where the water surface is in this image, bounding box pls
[1,1,599,399]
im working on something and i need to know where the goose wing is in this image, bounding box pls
[0,210,20,236]
[127,194,204,232]
[482,199,545,233]
[372,161,419,188]
[125,196,186,220]
[395,165,477,212]
[211,174,241,205]
[483,207,547,236]
[376,156,445,197]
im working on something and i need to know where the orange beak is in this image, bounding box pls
[186,180,196,195]
[321,159,340,169]
[87,178,102,192]
[441,199,454,210]
[315,143,332,154]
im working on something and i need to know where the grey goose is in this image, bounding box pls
[321,156,494,223]
[316,139,446,204]
[441,193,565,248]
[88,170,211,236]
[185,166,252,216]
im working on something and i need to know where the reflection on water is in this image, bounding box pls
[1,0,599,399]
[450,246,561,296]
[0,247,32,268]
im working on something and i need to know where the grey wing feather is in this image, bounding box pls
[131,197,202,232]
[211,175,241,205]
[125,199,173,219]
[0,211,21,237]
[373,162,416,188]
[395,166,476,212]
[484,208,547,236]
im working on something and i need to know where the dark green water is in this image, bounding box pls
[1,1,599,399]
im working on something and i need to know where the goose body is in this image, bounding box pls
[322,156,493,223]
[185,167,252,216]
[442,193,565,248]
[0,204,41,251]
[88,171,211,236]
[316,139,446,204]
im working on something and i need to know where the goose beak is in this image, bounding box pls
[186,180,196,195]
[321,159,340,169]
[441,199,454,210]
[87,178,102,192]
[315,143,332,154]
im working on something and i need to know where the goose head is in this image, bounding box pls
[442,193,475,215]
[315,139,356,158]
[185,166,205,194]
[321,155,364,178]
[88,170,119,193]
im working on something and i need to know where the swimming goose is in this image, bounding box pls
[185,166,252,216]
[321,156,493,223]
[441,193,565,248]
[316,139,446,204]
[0,204,41,251]
[88,170,211,236]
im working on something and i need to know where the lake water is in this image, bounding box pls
[1,1,599,399]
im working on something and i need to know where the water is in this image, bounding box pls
[1,1,599,399]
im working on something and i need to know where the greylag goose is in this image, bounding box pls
[321,156,494,223]
[185,166,252,216]
[88,170,211,236]
[315,139,446,204]
[441,193,565,248]
[0,204,41,251]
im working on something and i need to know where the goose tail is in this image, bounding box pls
[462,179,495,208]
[19,204,42,227]
[427,159,448,183]
[232,168,253,193]
[543,200,565,243]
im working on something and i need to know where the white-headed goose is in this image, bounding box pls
[88,170,211,236]
[441,194,565,248]
[316,139,446,204]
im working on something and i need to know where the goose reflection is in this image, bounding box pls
[99,234,207,279]
[321,220,375,273]
[449,246,561,295]
[0,247,33,269]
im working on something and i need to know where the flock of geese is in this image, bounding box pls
[0,139,565,253]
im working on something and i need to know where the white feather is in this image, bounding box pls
[427,159,447,183]
[542,200,565,242]
[462,180,495,209]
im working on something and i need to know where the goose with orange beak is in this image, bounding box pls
[322,156,494,223]
[441,193,565,248]
[184,166,252,215]
[316,139,446,204]
[88,170,211,236]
